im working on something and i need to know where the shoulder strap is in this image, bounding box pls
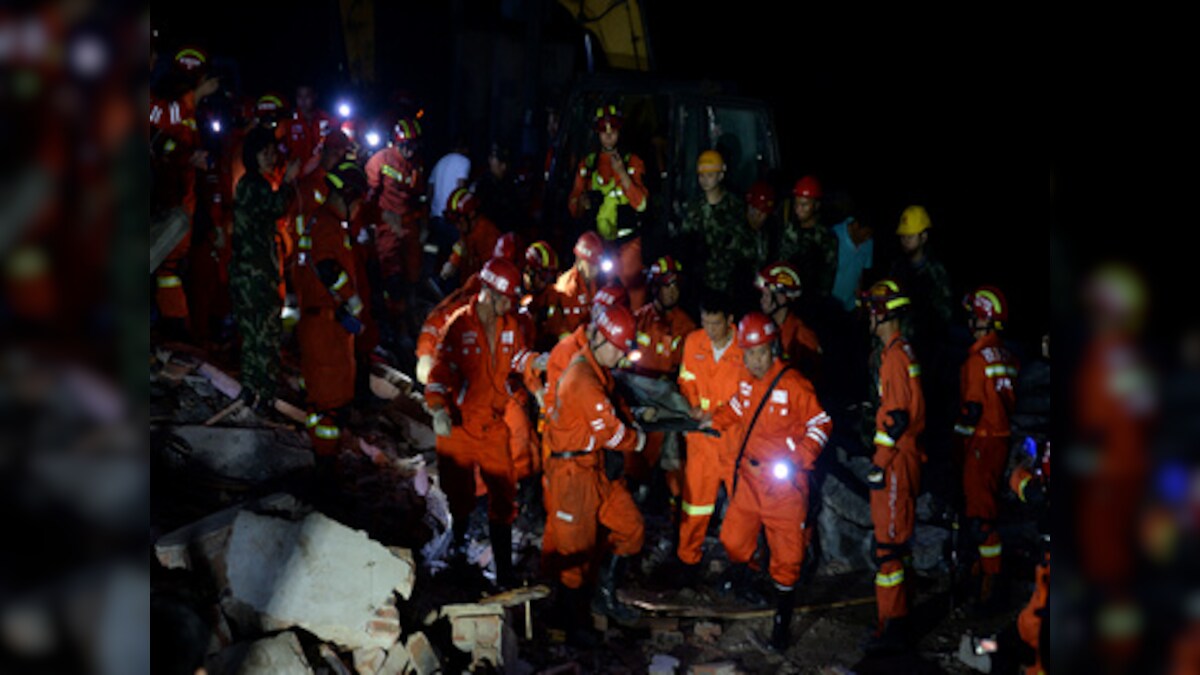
[731,365,793,497]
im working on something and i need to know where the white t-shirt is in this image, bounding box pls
[429,152,471,218]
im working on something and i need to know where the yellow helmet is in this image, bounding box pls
[696,150,725,174]
[896,205,931,235]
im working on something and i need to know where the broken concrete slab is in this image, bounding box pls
[206,631,314,675]
[155,493,305,574]
[169,426,314,483]
[816,502,872,574]
[404,632,441,675]
[441,603,516,671]
[224,511,416,651]
[376,639,412,675]
[820,470,872,529]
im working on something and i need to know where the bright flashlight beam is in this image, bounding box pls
[772,462,790,480]
[338,102,352,118]
[366,131,381,147]
[211,120,222,133]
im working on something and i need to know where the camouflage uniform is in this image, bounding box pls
[231,173,294,403]
[780,222,839,299]
[680,191,749,293]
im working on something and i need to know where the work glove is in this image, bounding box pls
[883,409,910,442]
[416,355,435,385]
[532,352,550,373]
[431,408,453,437]
[604,449,625,481]
[866,464,886,490]
[633,428,647,453]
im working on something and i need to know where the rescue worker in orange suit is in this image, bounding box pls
[625,255,696,492]
[426,258,532,589]
[521,240,562,352]
[151,47,219,340]
[955,286,1019,606]
[440,188,501,285]
[415,234,523,386]
[542,304,647,644]
[545,231,604,343]
[859,279,926,652]
[1011,445,1049,675]
[365,116,426,341]
[294,162,368,469]
[675,292,744,581]
[285,84,332,170]
[756,262,822,384]
[706,312,832,653]
[568,104,649,308]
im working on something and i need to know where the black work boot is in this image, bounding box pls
[769,587,796,652]
[488,521,515,590]
[864,616,909,655]
[591,554,641,624]
[717,563,767,608]
[559,584,601,648]
[448,519,471,569]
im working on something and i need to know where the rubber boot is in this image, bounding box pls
[865,616,909,655]
[559,584,601,648]
[769,587,796,652]
[718,563,767,608]
[489,521,515,590]
[680,561,703,589]
[591,554,640,624]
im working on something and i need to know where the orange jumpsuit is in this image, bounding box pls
[365,146,425,285]
[151,93,200,325]
[295,203,360,456]
[1075,333,1153,587]
[567,151,649,308]
[448,215,501,281]
[542,344,645,589]
[1018,551,1049,675]
[416,274,483,361]
[544,267,596,343]
[956,331,1018,576]
[627,301,697,483]
[284,110,333,166]
[778,312,822,383]
[427,302,531,525]
[713,359,831,589]
[676,329,745,565]
[870,334,926,626]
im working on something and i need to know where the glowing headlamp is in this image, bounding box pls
[365,131,382,148]
[601,257,614,274]
[211,120,222,134]
[337,102,352,118]
[772,461,791,481]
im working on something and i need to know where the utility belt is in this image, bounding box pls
[550,449,594,460]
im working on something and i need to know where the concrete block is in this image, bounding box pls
[352,647,387,675]
[441,604,514,670]
[376,639,412,675]
[207,631,314,675]
[155,493,303,574]
[224,511,416,651]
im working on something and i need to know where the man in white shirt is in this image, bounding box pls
[427,141,472,283]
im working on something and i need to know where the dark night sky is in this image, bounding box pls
[155,0,1050,350]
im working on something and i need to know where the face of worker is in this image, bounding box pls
[697,170,722,192]
[599,127,619,151]
[656,280,680,310]
[899,231,926,255]
[488,155,507,179]
[486,289,514,316]
[593,336,624,368]
[256,144,278,175]
[398,142,415,160]
[578,259,599,283]
[760,287,786,315]
[794,196,818,222]
[701,310,733,346]
[848,219,873,245]
[295,86,315,114]
[747,205,768,230]
[743,343,774,380]
[524,269,547,294]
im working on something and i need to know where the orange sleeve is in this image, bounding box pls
[568,159,588,218]
[426,317,464,411]
[789,376,831,470]
[623,155,648,211]
[873,352,912,467]
[581,373,640,452]
[677,332,702,408]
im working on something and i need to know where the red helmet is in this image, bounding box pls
[593,284,630,311]
[595,304,636,352]
[792,175,823,200]
[574,231,604,266]
[173,46,208,76]
[480,257,522,299]
[858,279,911,320]
[446,187,478,219]
[593,103,623,133]
[737,312,779,349]
[755,262,803,299]
[256,93,287,117]
[493,232,522,264]
[964,285,1008,329]
[746,181,777,214]
[524,241,560,278]
[393,117,422,144]
[647,255,683,288]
